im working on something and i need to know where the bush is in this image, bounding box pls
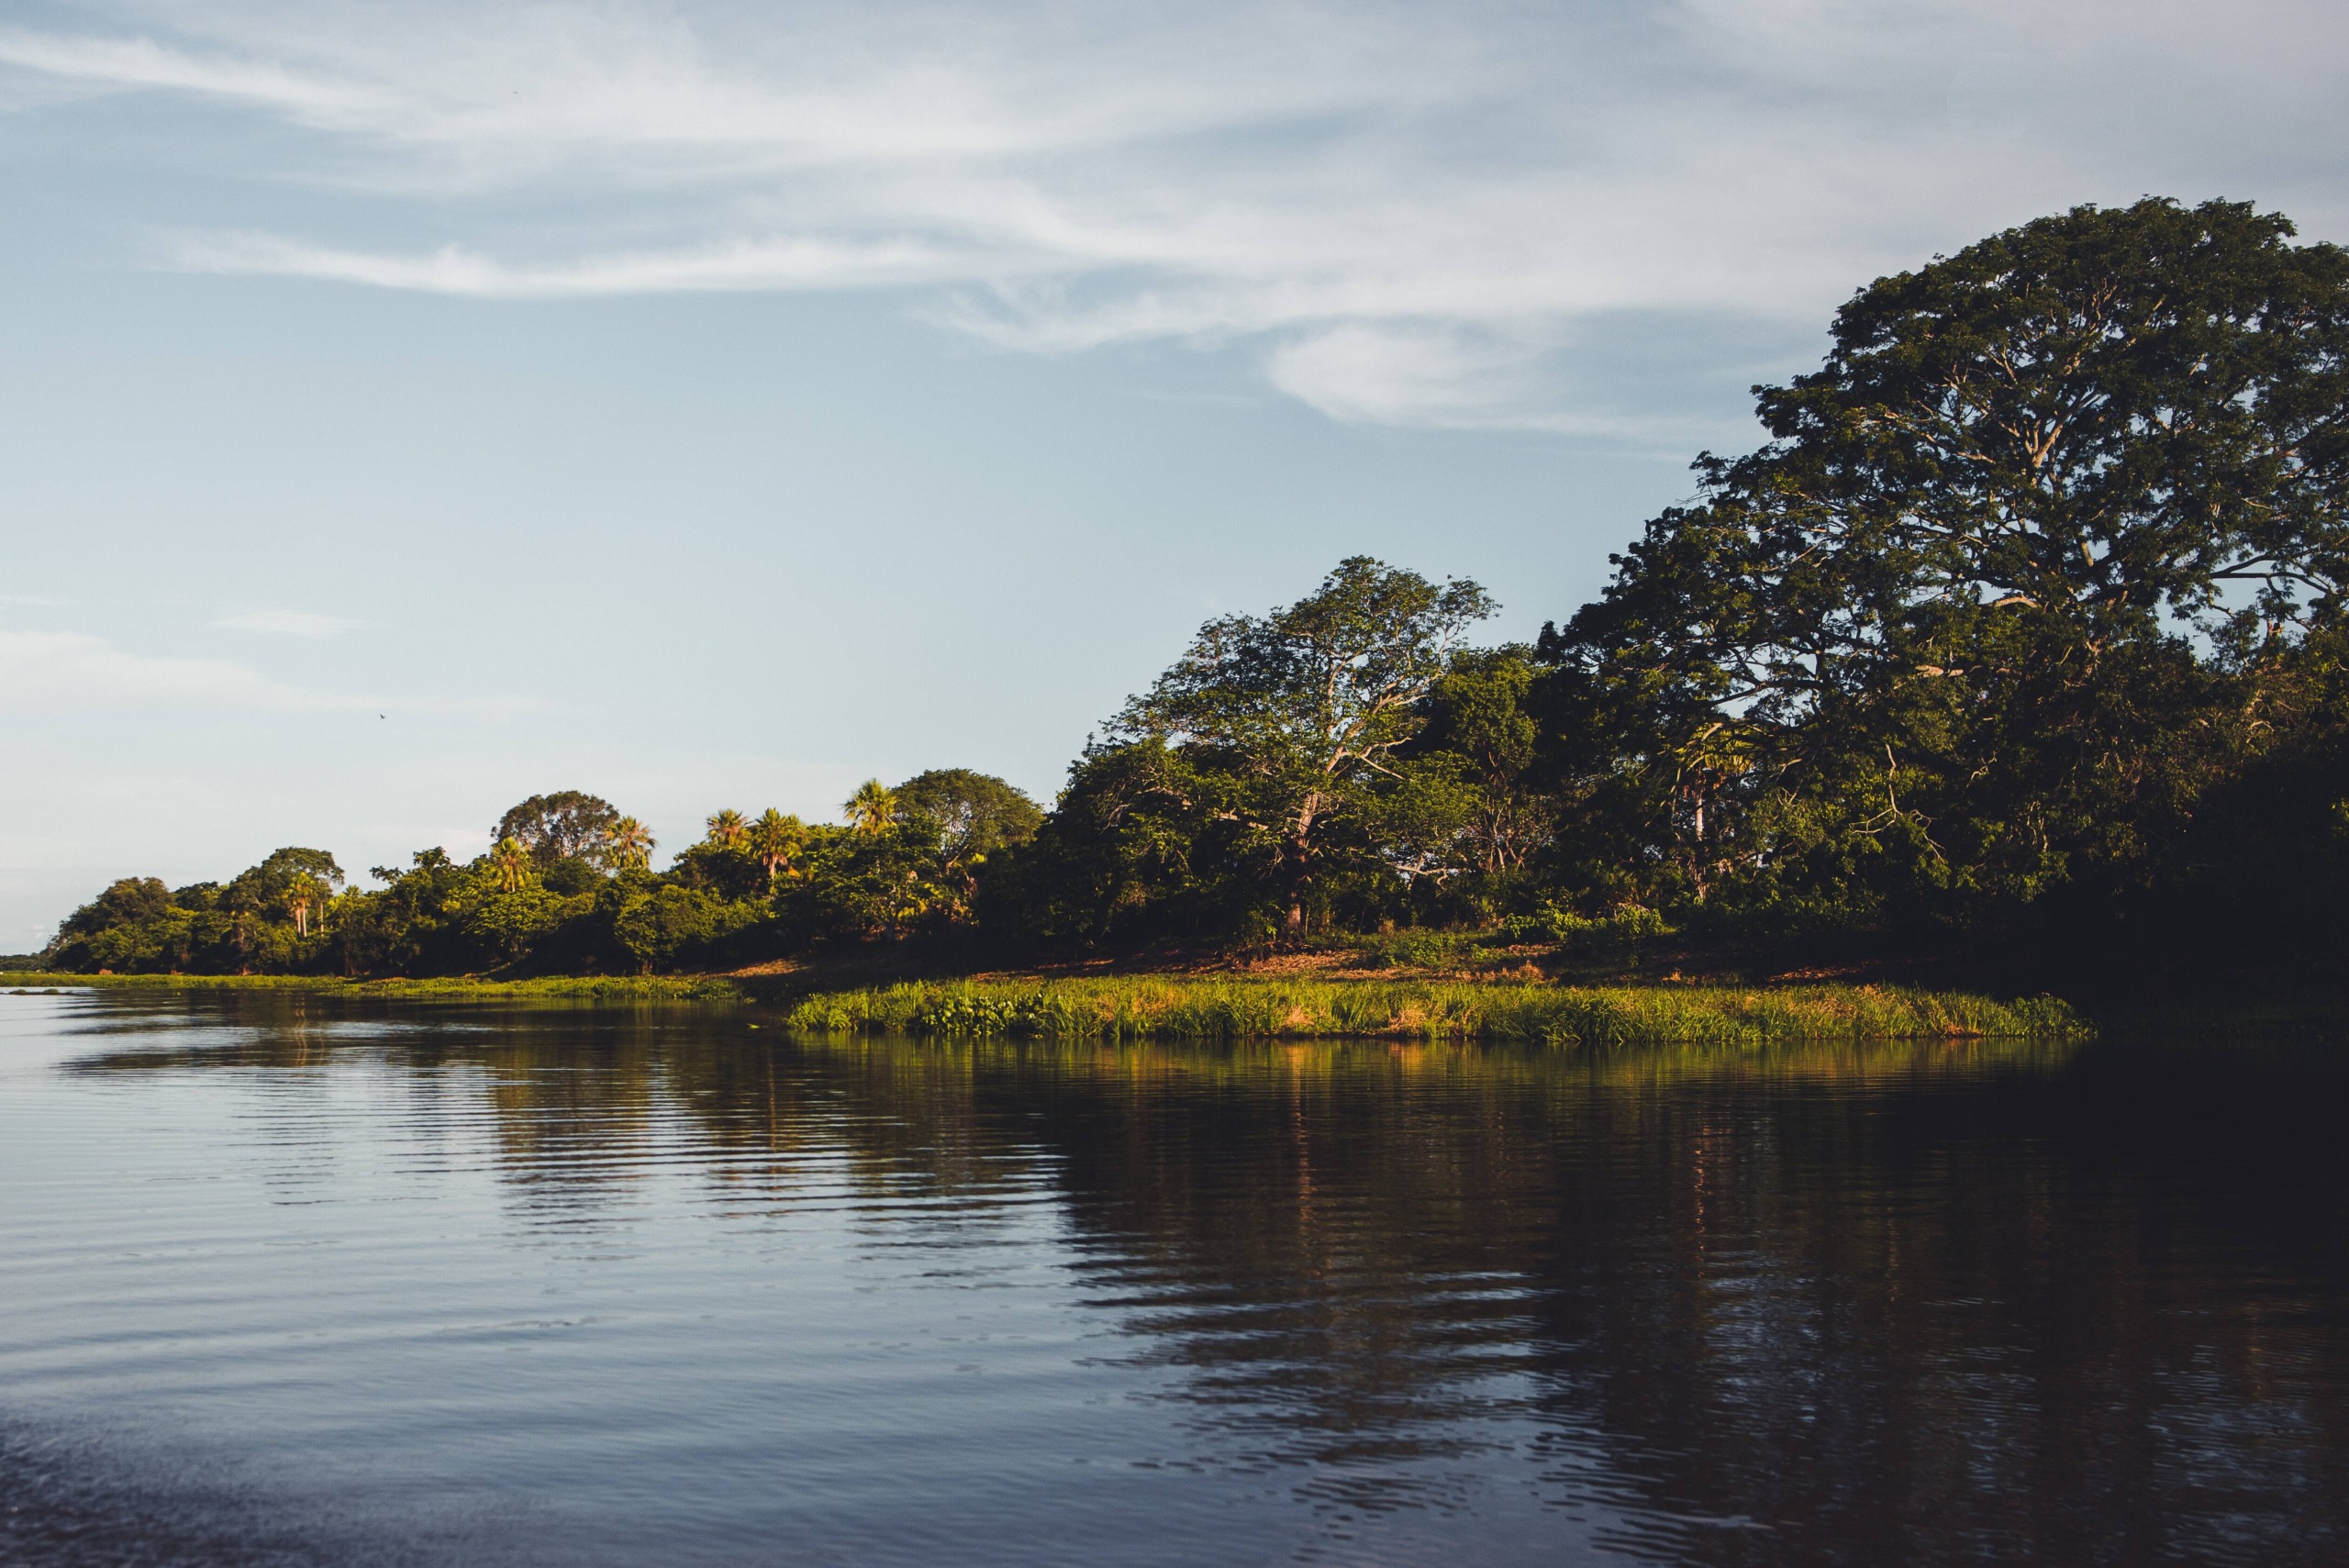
[1499,905,1671,952]
[612,884,767,972]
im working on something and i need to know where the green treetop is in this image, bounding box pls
[1114,555,1494,933]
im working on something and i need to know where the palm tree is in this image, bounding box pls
[491,836,533,893]
[706,808,748,849]
[245,847,344,942]
[844,779,897,839]
[748,808,806,887]
[605,816,656,871]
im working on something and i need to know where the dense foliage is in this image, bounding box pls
[47,773,1045,977]
[1534,196,2349,969]
[43,199,2349,981]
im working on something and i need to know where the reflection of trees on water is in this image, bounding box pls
[68,995,2349,1562]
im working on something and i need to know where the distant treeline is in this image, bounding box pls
[43,197,2349,982]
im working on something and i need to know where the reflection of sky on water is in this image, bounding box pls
[6,989,2348,1565]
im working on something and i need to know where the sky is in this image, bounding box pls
[4,0,2347,949]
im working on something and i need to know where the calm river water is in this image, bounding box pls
[4,989,2346,1565]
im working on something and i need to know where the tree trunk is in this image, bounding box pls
[1283,804,1318,940]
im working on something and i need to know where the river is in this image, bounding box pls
[4,988,2345,1564]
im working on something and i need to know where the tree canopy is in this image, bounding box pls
[1112,555,1495,931]
[893,769,1043,860]
[495,792,622,868]
[1539,197,2349,940]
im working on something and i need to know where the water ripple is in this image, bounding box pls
[4,989,2347,1565]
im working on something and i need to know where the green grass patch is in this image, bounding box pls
[0,971,745,1002]
[784,976,2086,1046]
[4,970,2090,1044]
[2,972,329,992]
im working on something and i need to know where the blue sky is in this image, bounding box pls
[4,0,2347,948]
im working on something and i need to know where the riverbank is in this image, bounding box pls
[781,976,2085,1044]
[4,970,2085,1045]
[0,971,740,1001]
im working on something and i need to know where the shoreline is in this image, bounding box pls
[0,971,741,1001]
[1,969,2088,1044]
[14,968,2347,1043]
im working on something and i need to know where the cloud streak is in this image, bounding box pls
[6,1,2348,433]
[0,629,363,712]
[173,231,1050,297]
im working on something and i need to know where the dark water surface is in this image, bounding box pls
[4,990,2347,1565]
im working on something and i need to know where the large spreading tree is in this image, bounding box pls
[494,791,623,870]
[1541,197,2349,937]
[1113,555,1495,933]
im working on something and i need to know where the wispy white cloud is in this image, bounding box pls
[0,24,393,119]
[5,0,2346,433]
[1264,324,1566,433]
[214,608,362,636]
[174,231,1049,296]
[0,629,364,711]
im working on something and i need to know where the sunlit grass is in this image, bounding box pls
[0,971,740,1001]
[783,976,2087,1045]
[3,969,2090,1044]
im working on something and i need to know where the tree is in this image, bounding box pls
[844,779,897,839]
[463,885,565,966]
[1411,647,1549,877]
[893,769,1043,918]
[1115,556,1495,933]
[775,817,948,945]
[894,770,1043,858]
[241,848,344,939]
[44,877,184,973]
[340,848,503,975]
[494,792,622,868]
[664,810,769,901]
[610,884,763,972]
[603,817,656,872]
[747,808,808,888]
[53,877,173,943]
[1750,197,2349,653]
[1541,196,2349,933]
[490,836,534,894]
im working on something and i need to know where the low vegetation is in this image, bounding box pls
[0,971,741,1002]
[4,968,2084,1048]
[783,978,2086,1046]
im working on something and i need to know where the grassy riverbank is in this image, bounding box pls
[0,971,741,1001]
[782,977,2086,1046]
[4,968,2084,1044]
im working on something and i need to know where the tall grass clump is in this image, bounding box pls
[1497,905,1673,952]
[784,977,2086,1046]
